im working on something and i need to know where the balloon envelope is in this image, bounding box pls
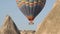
[16,0,46,24]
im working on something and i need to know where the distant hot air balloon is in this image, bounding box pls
[16,0,46,25]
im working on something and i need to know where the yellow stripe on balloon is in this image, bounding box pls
[29,3,34,7]
[21,0,26,2]
[34,1,37,4]
[26,2,29,6]
[21,1,25,4]
[34,1,37,6]
[38,1,41,2]
[18,2,22,7]
[25,2,29,4]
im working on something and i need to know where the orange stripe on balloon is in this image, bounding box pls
[34,2,37,6]
[26,2,29,4]
[26,16,34,21]
[26,2,29,6]
[21,1,25,4]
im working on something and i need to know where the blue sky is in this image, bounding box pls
[0,0,55,30]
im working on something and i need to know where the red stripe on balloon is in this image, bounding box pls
[16,0,18,2]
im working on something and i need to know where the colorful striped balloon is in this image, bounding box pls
[16,0,46,25]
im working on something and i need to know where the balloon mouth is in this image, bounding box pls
[26,16,34,25]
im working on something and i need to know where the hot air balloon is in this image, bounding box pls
[16,0,46,25]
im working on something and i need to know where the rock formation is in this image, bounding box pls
[0,31,1,34]
[0,16,20,34]
[35,0,60,34]
[0,15,36,34]
[20,30,35,34]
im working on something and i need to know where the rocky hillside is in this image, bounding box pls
[0,16,35,34]
[0,16,20,34]
[35,0,60,34]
